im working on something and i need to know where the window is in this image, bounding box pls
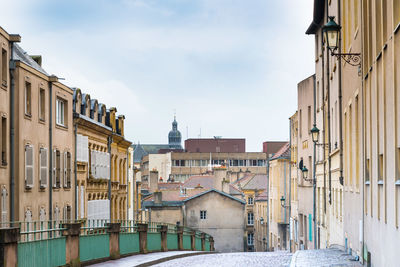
[247,212,254,225]
[248,196,254,205]
[39,89,45,121]
[1,116,6,165]
[25,82,31,116]
[1,187,7,222]
[63,205,72,221]
[379,154,384,182]
[64,151,71,188]
[366,158,370,182]
[56,98,66,126]
[247,233,254,246]
[1,49,7,86]
[25,144,34,188]
[39,148,48,188]
[200,210,207,220]
[307,105,311,134]
[53,149,61,188]
[76,134,89,163]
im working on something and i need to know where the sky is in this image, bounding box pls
[2,0,315,152]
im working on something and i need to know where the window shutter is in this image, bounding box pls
[56,150,61,187]
[54,206,60,223]
[1,188,7,222]
[63,152,67,187]
[67,152,71,188]
[80,186,85,219]
[25,145,34,188]
[53,149,57,187]
[90,150,95,178]
[40,148,48,188]
[106,152,110,180]
[63,206,67,222]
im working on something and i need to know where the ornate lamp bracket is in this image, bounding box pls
[331,52,361,67]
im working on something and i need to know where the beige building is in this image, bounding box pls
[268,143,290,251]
[143,168,246,252]
[254,191,268,251]
[10,40,75,222]
[289,112,299,251]
[141,151,267,184]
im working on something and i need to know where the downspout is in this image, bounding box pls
[326,1,332,207]
[288,118,292,252]
[313,74,317,249]
[48,76,56,222]
[284,161,287,224]
[338,0,344,188]
[126,150,129,220]
[74,123,78,220]
[108,136,112,221]
[359,0,366,263]
[9,43,16,222]
[266,155,270,251]
[321,27,327,216]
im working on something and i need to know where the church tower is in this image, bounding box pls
[168,115,182,149]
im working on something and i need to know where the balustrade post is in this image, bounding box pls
[190,231,196,251]
[0,227,19,267]
[106,223,121,260]
[137,223,148,253]
[201,233,205,251]
[62,223,81,267]
[158,225,168,252]
[176,226,184,250]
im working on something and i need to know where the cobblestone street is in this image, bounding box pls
[152,251,293,267]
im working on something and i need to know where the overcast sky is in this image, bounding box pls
[2,0,315,152]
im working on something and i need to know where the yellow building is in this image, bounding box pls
[73,89,131,222]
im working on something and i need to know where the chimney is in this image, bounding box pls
[154,191,162,204]
[213,167,228,192]
[150,170,159,192]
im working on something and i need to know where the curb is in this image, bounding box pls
[135,251,217,267]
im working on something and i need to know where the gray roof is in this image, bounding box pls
[183,189,246,204]
[241,174,268,190]
[12,44,48,75]
[133,144,148,163]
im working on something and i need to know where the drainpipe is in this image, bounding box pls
[313,74,317,249]
[359,0,366,264]
[126,149,129,220]
[266,155,270,251]
[74,123,78,220]
[108,136,112,221]
[288,118,292,252]
[48,76,57,222]
[9,43,16,222]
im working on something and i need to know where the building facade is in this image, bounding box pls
[185,138,245,153]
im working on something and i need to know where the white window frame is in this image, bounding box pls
[200,210,207,220]
[248,196,254,205]
[247,212,254,225]
[56,98,65,126]
[247,233,254,246]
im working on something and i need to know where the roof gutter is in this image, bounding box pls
[305,0,325,34]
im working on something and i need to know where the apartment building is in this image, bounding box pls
[268,143,290,251]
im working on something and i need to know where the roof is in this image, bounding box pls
[255,191,268,201]
[133,144,148,163]
[305,0,325,34]
[183,189,246,204]
[12,43,48,75]
[158,182,183,190]
[182,175,214,189]
[229,184,243,195]
[270,142,290,160]
[143,188,207,202]
[241,174,268,190]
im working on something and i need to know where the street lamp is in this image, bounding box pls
[302,166,309,180]
[311,125,320,143]
[280,196,290,208]
[322,16,361,67]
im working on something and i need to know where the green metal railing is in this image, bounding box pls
[3,219,212,266]
[13,220,67,267]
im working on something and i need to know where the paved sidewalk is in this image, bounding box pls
[290,248,362,267]
[89,251,211,267]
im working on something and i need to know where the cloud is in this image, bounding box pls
[1,0,315,151]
